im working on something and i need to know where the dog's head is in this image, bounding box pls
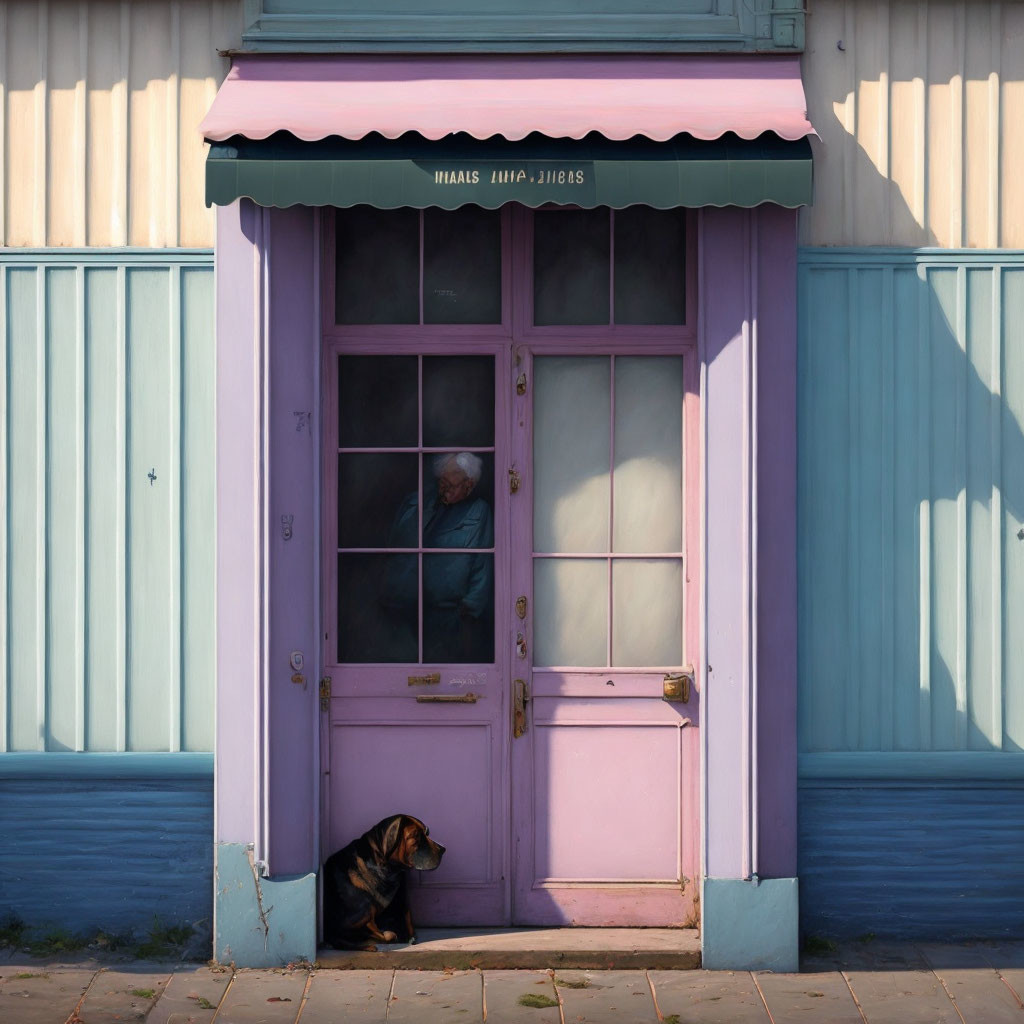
[372,814,445,871]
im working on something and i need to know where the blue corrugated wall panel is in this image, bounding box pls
[798,248,1024,939]
[798,249,1024,759]
[0,770,213,935]
[1,251,216,754]
[799,780,1024,939]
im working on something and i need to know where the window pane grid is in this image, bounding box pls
[336,208,503,326]
[531,208,687,329]
[532,354,684,668]
[337,353,496,664]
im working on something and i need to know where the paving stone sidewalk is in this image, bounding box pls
[2,941,1023,1023]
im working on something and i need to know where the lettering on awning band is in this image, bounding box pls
[205,135,815,209]
[432,166,588,186]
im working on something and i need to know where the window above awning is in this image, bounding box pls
[201,54,815,210]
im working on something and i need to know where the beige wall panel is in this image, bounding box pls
[179,0,222,248]
[2,0,240,248]
[128,1,173,247]
[963,2,998,248]
[86,2,127,246]
[802,0,1023,249]
[1003,3,1024,247]
[5,3,44,246]
[925,2,961,248]
[851,0,889,247]
[46,5,86,246]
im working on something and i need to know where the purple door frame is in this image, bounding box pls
[212,200,799,969]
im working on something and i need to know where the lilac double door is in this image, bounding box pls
[322,206,699,927]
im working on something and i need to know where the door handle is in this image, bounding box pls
[513,678,529,738]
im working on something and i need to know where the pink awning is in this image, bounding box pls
[200,55,814,144]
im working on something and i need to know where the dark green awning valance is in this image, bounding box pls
[205,131,812,210]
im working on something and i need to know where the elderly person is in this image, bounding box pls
[384,452,494,662]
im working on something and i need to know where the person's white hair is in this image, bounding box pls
[433,451,483,483]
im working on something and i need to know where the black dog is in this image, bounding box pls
[323,814,445,950]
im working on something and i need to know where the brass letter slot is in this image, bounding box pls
[663,669,694,704]
[408,672,441,687]
[416,693,479,704]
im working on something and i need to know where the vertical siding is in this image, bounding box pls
[798,251,1024,756]
[801,0,1024,248]
[0,0,243,248]
[1,254,215,752]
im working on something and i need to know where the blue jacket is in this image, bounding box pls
[384,491,493,617]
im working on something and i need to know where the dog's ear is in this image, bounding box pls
[382,816,404,858]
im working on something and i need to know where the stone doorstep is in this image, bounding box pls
[316,927,702,971]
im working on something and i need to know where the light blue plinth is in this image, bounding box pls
[701,876,799,972]
[214,843,316,967]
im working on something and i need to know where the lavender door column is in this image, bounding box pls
[213,201,316,967]
[699,205,799,971]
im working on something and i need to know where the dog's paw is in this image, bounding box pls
[362,942,379,952]
[408,935,417,945]
[381,930,398,943]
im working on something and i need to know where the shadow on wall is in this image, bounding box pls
[800,0,1023,249]
[798,100,1024,758]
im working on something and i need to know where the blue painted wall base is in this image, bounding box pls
[214,843,316,967]
[701,877,799,972]
[800,779,1024,940]
[0,757,213,942]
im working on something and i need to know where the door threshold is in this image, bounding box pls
[316,927,701,970]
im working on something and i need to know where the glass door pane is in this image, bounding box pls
[612,356,684,553]
[532,356,610,553]
[335,354,496,665]
[532,355,684,669]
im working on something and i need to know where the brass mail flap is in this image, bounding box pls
[408,672,441,686]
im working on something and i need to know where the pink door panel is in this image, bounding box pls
[533,714,687,882]
[510,345,701,927]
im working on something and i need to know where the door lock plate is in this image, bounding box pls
[513,679,529,738]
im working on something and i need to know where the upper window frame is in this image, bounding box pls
[322,204,697,345]
[323,206,515,342]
